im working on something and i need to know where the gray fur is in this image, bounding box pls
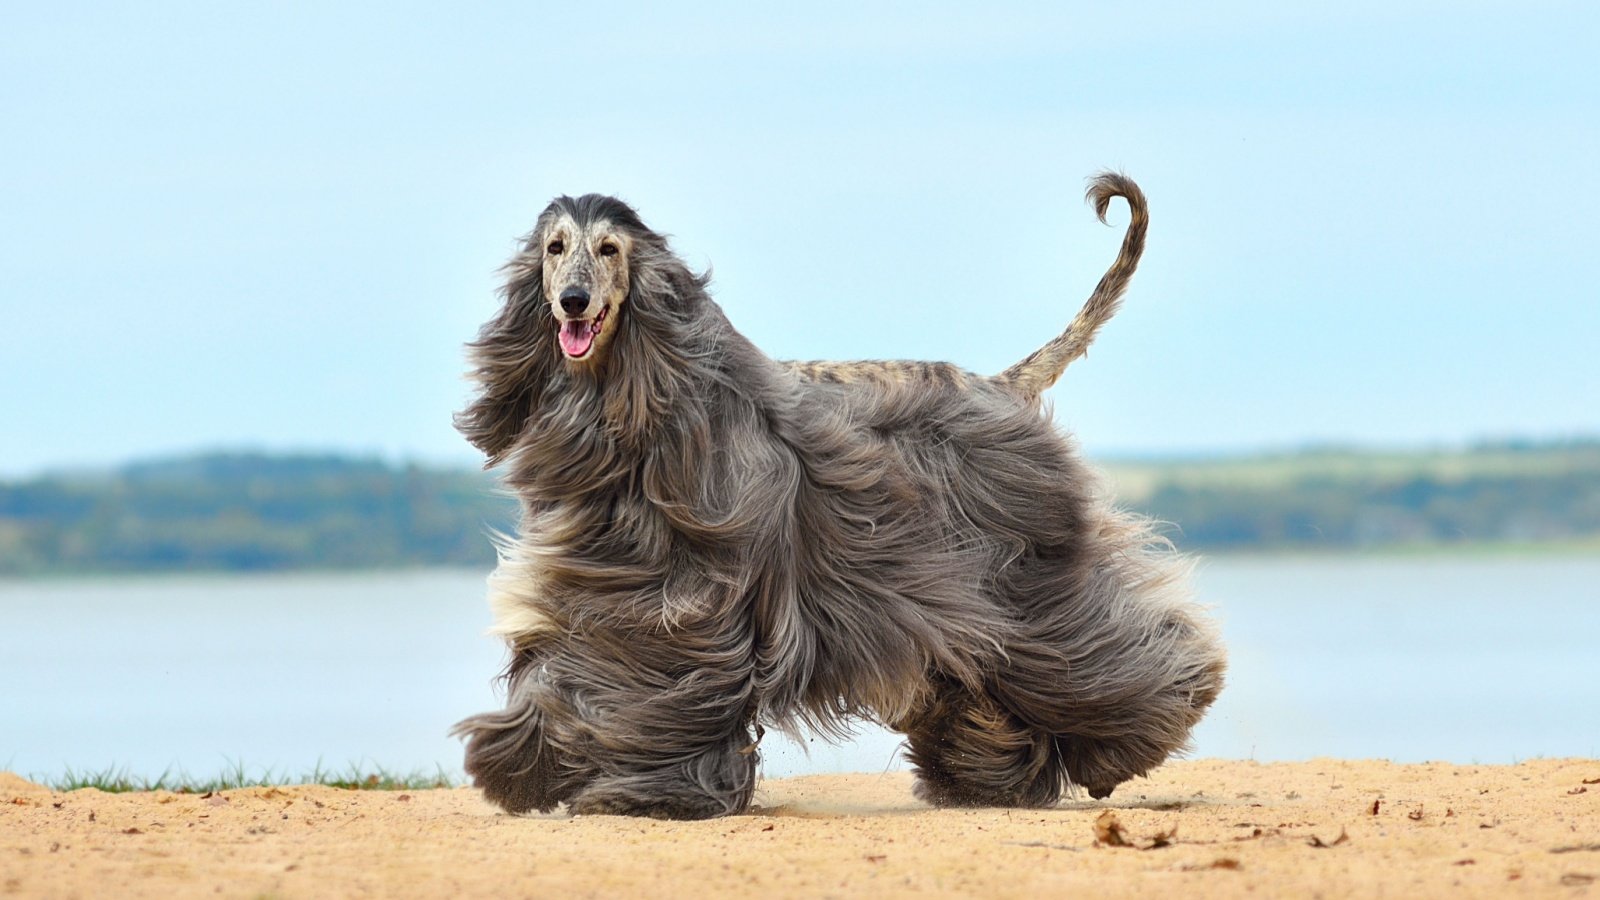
[451,176,1226,819]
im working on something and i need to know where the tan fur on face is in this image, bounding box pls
[541,215,633,366]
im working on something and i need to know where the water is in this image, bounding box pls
[2,556,1597,784]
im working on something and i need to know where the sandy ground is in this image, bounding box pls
[3,759,1598,898]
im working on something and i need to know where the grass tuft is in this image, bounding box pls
[47,761,456,793]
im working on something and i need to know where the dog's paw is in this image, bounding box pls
[912,772,1061,809]
[568,781,739,820]
[473,774,560,816]
[569,793,727,820]
[456,707,574,815]
[1086,784,1116,800]
[912,777,988,808]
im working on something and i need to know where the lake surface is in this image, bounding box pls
[3,556,1597,784]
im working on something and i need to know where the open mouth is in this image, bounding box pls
[557,306,609,359]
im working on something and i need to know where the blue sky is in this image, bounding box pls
[3,1,1596,476]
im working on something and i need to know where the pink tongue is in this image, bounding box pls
[559,321,595,357]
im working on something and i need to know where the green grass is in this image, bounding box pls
[47,761,457,793]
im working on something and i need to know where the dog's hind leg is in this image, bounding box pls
[1067,606,1225,800]
[896,679,1063,808]
[1048,644,1225,801]
[997,564,1227,801]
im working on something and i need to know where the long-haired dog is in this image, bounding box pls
[452,173,1226,819]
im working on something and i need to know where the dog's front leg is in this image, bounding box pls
[557,622,761,820]
[564,723,759,820]
[454,654,591,815]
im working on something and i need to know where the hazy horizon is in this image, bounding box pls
[5,2,1596,477]
[9,431,1599,483]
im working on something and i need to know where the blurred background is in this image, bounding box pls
[3,1,1597,787]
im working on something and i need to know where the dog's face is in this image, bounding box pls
[538,212,633,366]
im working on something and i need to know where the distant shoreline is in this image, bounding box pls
[4,443,1598,576]
[3,542,1596,583]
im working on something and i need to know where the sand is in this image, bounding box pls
[2,759,1597,898]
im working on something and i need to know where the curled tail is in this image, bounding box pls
[994,172,1148,396]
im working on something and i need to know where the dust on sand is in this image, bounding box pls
[3,759,1597,898]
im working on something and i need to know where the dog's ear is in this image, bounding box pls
[455,242,560,465]
[602,240,713,447]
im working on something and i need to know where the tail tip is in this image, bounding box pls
[1085,171,1144,225]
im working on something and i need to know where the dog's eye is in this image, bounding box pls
[546,239,564,255]
[598,242,618,257]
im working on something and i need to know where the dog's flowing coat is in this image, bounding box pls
[453,175,1226,819]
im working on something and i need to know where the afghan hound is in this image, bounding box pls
[451,173,1226,819]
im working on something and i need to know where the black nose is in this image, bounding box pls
[558,287,590,316]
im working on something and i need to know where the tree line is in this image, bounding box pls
[0,454,514,575]
[2,442,1596,575]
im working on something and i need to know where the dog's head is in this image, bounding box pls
[525,194,648,366]
[457,194,690,462]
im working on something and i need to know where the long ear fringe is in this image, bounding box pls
[601,245,716,449]
[455,250,562,465]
